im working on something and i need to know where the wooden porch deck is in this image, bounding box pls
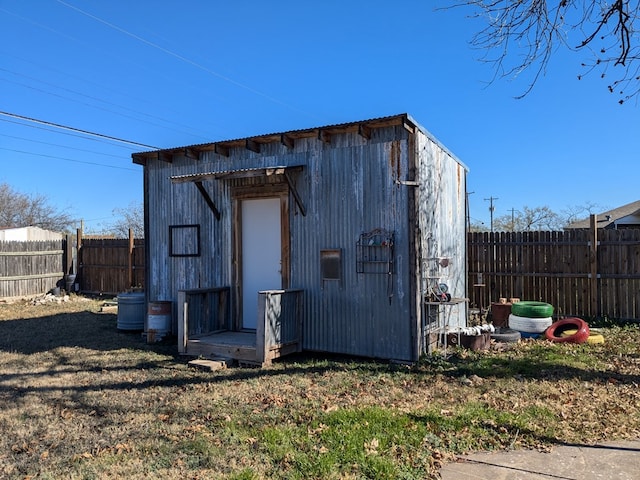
[185,331,258,364]
[179,287,303,367]
[184,330,301,366]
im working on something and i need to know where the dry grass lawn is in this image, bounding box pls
[0,296,639,479]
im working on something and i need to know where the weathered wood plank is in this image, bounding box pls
[0,240,64,297]
[467,228,640,321]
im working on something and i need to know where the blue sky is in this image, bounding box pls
[1,0,638,232]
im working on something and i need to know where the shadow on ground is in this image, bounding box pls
[0,309,175,355]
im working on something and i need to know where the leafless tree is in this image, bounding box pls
[561,201,607,225]
[0,182,75,232]
[452,1,640,103]
[108,201,144,238]
[493,205,564,231]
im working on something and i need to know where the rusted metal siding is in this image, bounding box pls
[144,146,310,333]
[145,156,233,326]
[415,128,468,338]
[292,128,414,360]
[141,114,467,361]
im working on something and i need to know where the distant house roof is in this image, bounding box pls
[565,200,640,229]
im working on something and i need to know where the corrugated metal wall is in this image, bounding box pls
[415,130,468,338]
[143,118,466,361]
[291,127,413,360]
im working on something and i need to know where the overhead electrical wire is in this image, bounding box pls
[0,66,215,141]
[0,9,236,139]
[0,74,207,142]
[0,51,232,139]
[55,0,320,120]
[0,147,138,171]
[0,110,158,150]
[0,117,134,150]
[0,133,129,159]
[0,2,319,174]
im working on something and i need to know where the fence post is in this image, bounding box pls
[589,214,598,318]
[128,228,134,289]
[76,228,83,292]
[64,234,73,274]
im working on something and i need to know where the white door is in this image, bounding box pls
[241,197,282,329]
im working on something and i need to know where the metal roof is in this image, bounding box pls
[131,113,468,171]
[170,165,303,183]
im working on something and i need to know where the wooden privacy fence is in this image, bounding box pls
[468,224,640,320]
[78,229,145,295]
[0,240,65,298]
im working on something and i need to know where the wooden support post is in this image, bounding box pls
[177,290,187,354]
[589,214,599,318]
[76,227,83,289]
[64,234,73,275]
[128,228,134,289]
[283,170,306,216]
[194,181,221,220]
[256,292,267,365]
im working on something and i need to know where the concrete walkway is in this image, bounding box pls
[439,439,640,480]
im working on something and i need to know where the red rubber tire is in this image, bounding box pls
[545,318,590,344]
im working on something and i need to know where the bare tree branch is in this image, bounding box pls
[449,1,640,102]
[107,202,144,238]
[0,182,75,232]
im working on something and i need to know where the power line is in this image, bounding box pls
[0,75,205,141]
[0,117,136,150]
[0,110,158,149]
[0,147,139,171]
[0,11,236,136]
[0,43,236,139]
[0,51,232,139]
[55,0,319,120]
[0,133,129,159]
[0,67,214,141]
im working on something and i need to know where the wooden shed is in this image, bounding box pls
[132,113,468,365]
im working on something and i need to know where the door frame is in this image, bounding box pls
[232,184,290,331]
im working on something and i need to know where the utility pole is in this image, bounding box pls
[466,191,474,232]
[484,197,498,232]
[508,208,517,231]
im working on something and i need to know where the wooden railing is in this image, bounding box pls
[177,287,230,353]
[177,287,303,364]
[257,289,303,364]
